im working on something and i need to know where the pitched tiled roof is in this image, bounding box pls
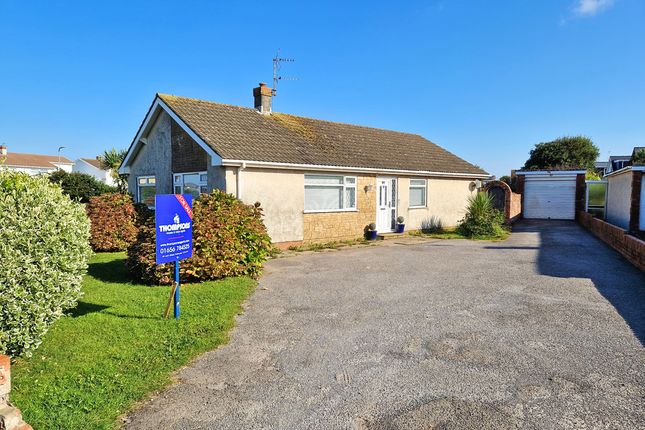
[81,157,104,169]
[2,152,73,169]
[158,94,487,176]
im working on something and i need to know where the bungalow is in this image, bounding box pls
[72,157,116,186]
[119,84,489,246]
[0,145,74,175]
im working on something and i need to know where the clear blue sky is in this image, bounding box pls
[1,0,643,177]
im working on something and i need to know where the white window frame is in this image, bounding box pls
[173,171,208,195]
[409,178,427,208]
[137,176,157,208]
[304,174,357,213]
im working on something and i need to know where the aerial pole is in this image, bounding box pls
[272,49,296,98]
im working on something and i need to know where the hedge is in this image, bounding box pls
[49,170,117,203]
[127,190,272,285]
[86,193,149,252]
[0,170,91,357]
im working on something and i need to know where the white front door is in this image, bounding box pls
[376,177,396,232]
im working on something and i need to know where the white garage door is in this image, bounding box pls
[524,177,576,220]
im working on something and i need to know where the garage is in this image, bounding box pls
[518,171,585,220]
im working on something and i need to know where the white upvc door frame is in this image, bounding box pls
[376,176,397,232]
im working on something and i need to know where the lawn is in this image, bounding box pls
[10,252,256,430]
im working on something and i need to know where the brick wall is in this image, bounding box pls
[629,170,643,233]
[171,119,207,173]
[575,173,586,219]
[303,176,376,243]
[483,181,522,223]
[509,192,522,222]
[0,355,32,430]
[578,211,645,271]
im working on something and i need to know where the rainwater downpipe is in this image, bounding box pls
[237,162,246,200]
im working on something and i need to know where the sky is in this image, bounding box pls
[0,0,643,178]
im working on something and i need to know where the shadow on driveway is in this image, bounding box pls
[489,220,645,346]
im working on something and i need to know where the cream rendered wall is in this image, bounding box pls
[398,177,475,229]
[236,167,304,243]
[606,170,632,229]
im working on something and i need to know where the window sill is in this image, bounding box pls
[409,206,427,209]
[304,209,359,214]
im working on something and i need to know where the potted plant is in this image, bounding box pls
[365,223,378,240]
[396,216,405,233]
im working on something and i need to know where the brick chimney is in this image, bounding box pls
[0,145,7,156]
[253,82,272,114]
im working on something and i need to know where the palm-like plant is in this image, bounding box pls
[458,191,505,238]
[99,148,128,192]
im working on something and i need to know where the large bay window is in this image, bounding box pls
[304,175,356,212]
[174,172,208,198]
[137,176,156,208]
[409,179,427,208]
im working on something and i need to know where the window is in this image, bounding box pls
[409,179,427,208]
[174,172,208,198]
[137,176,156,208]
[304,175,356,212]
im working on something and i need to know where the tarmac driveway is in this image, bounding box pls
[125,221,645,429]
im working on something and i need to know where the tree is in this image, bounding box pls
[49,170,116,203]
[99,148,128,191]
[499,174,520,193]
[632,148,645,166]
[522,136,599,171]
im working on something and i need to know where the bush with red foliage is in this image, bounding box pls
[86,193,148,252]
[126,190,272,285]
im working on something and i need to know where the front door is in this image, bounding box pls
[376,177,396,232]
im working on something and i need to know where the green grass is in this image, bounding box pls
[408,228,510,241]
[11,252,256,430]
[287,238,369,252]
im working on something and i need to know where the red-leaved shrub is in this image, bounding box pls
[126,190,272,285]
[86,193,148,252]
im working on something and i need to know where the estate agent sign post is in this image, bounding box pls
[155,194,193,319]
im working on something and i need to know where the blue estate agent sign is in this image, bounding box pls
[155,194,193,265]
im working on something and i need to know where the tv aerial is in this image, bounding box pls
[272,49,297,96]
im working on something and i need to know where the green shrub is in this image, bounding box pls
[49,170,117,203]
[421,215,444,233]
[0,170,91,357]
[458,192,505,238]
[86,193,150,252]
[127,190,272,285]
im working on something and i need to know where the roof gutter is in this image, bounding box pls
[220,159,490,179]
[604,165,645,178]
[515,170,587,176]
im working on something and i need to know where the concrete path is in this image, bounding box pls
[125,221,645,429]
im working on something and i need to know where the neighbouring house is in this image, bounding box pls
[119,84,489,245]
[0,144,73,175]
[73,157,116,186]
[594,160,609,177]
